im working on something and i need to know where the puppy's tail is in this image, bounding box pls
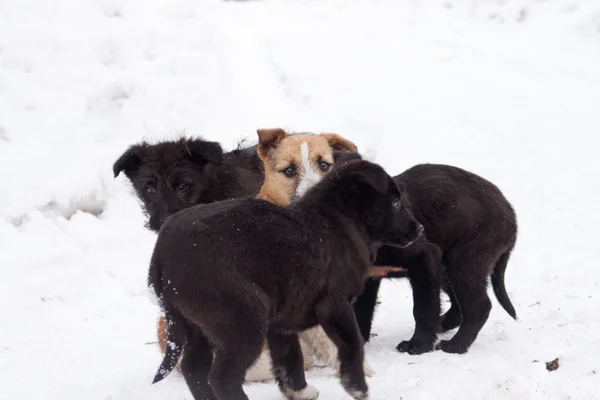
[491,251,517,320]
[152,306,187,384]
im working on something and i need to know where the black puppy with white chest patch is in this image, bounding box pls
[149,160,422,400]
[349,157,518,355]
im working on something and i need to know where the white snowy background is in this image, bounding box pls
[1,0,599,399]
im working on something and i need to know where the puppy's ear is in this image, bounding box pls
[320,133,358,153]
[333,150,362,166]
[352,163,390,195]
[257,128,287,158]
[185,139,223,166]
[113,145,144,178]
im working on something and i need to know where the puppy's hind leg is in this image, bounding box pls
[440,278,462,333]
[316,298,369,400]
[243,338,315,382]
[210,344,265,400]
[206,300,269,400]
[436,249,492,354]
[268,331,319,400]
[180,327,217,400]
[299,335,315,371]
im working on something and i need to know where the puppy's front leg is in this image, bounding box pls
[315,298,369,400]
[299,328,338,370]
[397,243,442,355]
[267,331,319,400]
[299,338,315,371]
[299,327,374,377]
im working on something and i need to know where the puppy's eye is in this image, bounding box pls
[145,187,156,194]
[283,167,296,177]
[177,183,189,192]
[392,198,400,208]
[319,162,331,172]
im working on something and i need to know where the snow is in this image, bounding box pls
[1,0,599,399]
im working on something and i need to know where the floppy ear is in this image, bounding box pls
[113,145,143,178]
[352,163,390,195]
[185,139,223,166]
[257,128,287,158]
[333,150,362,166]
[320,133,358,152]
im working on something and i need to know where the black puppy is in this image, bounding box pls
[352,160,518,355]
[113,136,264,232]
[149,160,422,400]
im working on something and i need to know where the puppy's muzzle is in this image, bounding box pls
[416,223,424,236]
[389,223,424,249]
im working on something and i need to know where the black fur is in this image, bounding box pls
[350,157,518,355]
[113,137,264,231]
[333,150,363,165]
[149,160,422,400]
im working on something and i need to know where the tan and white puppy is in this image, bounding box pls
[257,129,356,203]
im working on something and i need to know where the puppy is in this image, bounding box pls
[113,136,264,232]
[149,160,423,400]
[113,136,264,376]
[348,157,518,355]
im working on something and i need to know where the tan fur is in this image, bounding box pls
[257,128,357,204]
[157,316,169,355]
[298,329,374,378]
[155,128,373,382]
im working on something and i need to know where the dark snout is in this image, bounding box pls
[416,222,424,236]
[388,207,424,248]
[148,214,169,232]
[394,220,424,247]
[148,203,180,232]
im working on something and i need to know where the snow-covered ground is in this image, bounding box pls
[1,0,599,399]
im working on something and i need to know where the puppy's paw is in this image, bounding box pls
[284,384,319,400]
[342,374,368,400]
[435,340,469,354]
[363,360,375,377]
[349,390,369,400]
[396,339,434,355]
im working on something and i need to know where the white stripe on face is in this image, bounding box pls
[296,141,323,198]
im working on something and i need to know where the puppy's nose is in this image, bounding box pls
[416,224,424,235]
